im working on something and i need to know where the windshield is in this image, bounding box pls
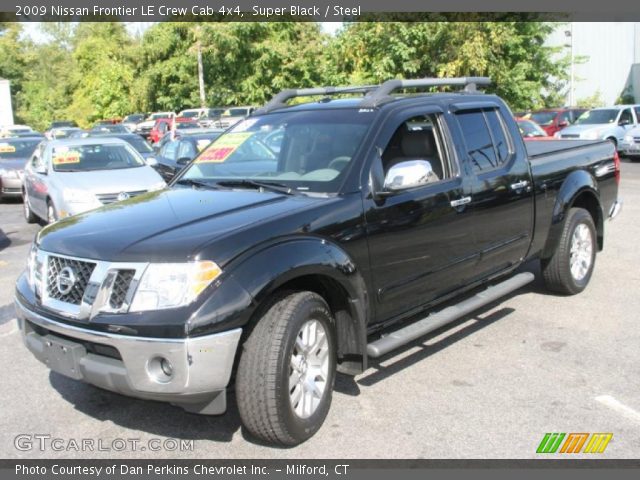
[223,108,249,117]
[51,143,145,172]
[517,120,546,137]
[180,111,199,118]
[0,139,40,159]
[150,113,171,120]
[575,109,619,125]
[120,136,153,153]
[51,121,75,128]
[179,109,373,193]
[91,125,129,133]
[529,112,556,126]
[124,114,144,123]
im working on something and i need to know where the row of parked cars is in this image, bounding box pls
[516,105,640,157]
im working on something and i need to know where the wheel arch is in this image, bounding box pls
[541,170,604,259]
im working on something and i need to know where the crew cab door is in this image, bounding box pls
[450,103,534,281]
[364,107,477,322]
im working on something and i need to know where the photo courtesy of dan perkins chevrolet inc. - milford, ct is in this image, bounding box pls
[14,77,621,446]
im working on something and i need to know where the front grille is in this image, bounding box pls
[109,269,135,309]
[96,190,147,205]
[46,256,96,305]
[634,137,640,143]
[561,134,580,139]
[1,187,21,194]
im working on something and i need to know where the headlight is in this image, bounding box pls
[27,243,44,295]
[583,131,599,140]
[129,261,222,311]
[63,188,96,204]
[623,134,634,144]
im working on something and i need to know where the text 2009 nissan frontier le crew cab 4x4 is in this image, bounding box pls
[15,78,621,446]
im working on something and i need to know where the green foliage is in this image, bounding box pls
[6,21,571,129]
[578,90,605,109]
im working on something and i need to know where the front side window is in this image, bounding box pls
[619,108,633,125]
[455,109,512,173]
[50,143,145,172]
[180,109,374,193]
[379,113,452,183]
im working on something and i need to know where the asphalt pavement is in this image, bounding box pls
[1,160,639,459]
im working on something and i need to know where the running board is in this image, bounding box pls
[367,272,535,358]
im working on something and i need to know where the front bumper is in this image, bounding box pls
[620,144,640,157]
[15,296,241,415]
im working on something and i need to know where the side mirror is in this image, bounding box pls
[619,119,631,126]
[34,164,47,175]
[558,121,569,128]
[146,156,157,166]
[383,160,436,192]
[176,156,192,166]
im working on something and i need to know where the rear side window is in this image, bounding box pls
[455,109,512,173]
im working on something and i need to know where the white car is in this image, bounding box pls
[22,137,166,224]
[621,126,640,159]
[214,106,257,129]
[133,112,175,138]
[0,124,34,138]
[556,105,640,149]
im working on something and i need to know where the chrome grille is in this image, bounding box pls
[109,269,135,309]
[46,256,96,305]
[634,137,640,143]
[96,190,147,205]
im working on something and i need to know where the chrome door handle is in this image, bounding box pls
[450,196,471,208]
[510,180,529,190]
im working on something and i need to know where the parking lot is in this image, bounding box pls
[0,159,639,459]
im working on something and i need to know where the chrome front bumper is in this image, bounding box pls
[15,297,241,415]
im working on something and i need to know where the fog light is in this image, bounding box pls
[160,358,173,377]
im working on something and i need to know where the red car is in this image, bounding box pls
[516,118,553,140]
[527,108,587,137]
[149,118,198,144]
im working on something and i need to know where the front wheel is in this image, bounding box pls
[236,291,336,446]
[542,207,596,295]
[23,191,38,224]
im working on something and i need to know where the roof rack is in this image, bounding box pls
[255,85,378,114]
[359,77,492,107]
[257,77,492,114]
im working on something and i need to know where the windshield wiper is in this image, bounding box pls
[215,179,299,196]
[174,178,219,190]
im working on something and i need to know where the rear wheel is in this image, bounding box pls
[542,207,596,295]
[23,191,38,224]
[236,291,336,446]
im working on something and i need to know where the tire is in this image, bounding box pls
[23,191,38,224]
[236,291,336,446]
[542,207,596,295]
[46,199,58,224]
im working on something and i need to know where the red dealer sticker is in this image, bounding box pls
[196,132,253,163]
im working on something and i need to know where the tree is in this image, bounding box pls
[324,22,569,111]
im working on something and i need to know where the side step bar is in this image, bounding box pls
[367,272,535,358]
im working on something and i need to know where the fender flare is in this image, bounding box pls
[188,237,369,367]
[541,169,603,259]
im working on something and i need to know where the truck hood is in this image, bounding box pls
[54,167,164,195]
[37,187,328,263]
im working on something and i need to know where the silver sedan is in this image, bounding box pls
[22,137,166,224]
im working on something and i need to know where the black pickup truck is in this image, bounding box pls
[15,78,621,446]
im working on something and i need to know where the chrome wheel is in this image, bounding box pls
[569,223,593,281]
[289,319,330,419]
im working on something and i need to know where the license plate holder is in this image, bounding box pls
[41,335,86,380]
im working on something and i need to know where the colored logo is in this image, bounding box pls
[537,433,612,454]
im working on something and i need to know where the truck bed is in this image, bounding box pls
[525,139,603,159]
